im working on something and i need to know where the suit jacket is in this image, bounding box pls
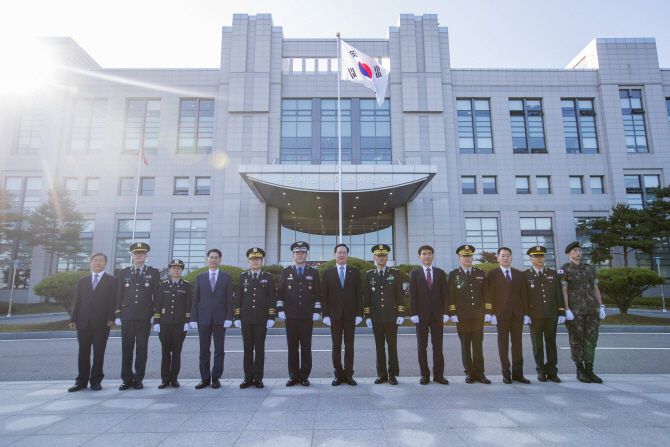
[71,273,118,329]
[447,266,492,319]
[522,268,565,320]
[487,266,528,321]
[364,267,405,324]
[321,265,363,321]
[191,269,234,326]
[409,266,449,322]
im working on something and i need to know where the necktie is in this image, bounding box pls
[298,266,303,279]
[92,274,99,291]
[505,269,512,287]
[466,271,471,281]
[253,273,258,282]
[210,272,216,292]
[426,268,432,292]
[538,270,543,280]
[134,267,140,281]
[379,269,384,277]
[339,266,345,288]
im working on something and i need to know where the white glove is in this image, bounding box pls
[189,321,198,329]
[491,315,497,325]
[558,316,566,325]
[524,316,531,325]
[366,318,372,328]
[484,314,492,323]
[355,316,362,325]
[599,307,606,320]
[565,309,575,321]
[396,317,404,325]
[410,315,419,324]
[183,323,189,331]
[223,320,232,328]
[153,323,160,333]
[278,311,286,320]
[151,316,154,324]
[115,318,121,326]
[443,315,449,323]
[450,315,459,323]
[267,320,275,328]
[312,313,321,321]
[323,317,331,326]
[234,320,241,328]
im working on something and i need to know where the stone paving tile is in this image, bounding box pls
[199,397,265,412]
[437,409,518,428]
[370,396,429,410]
[8,433,97,447]
[246,410,316,431]
[85,398,155,413]
[21,398,102,415]
[0,436,24,447]
[259,395,319,411]
[140,398,211,413]
[525,426,627,447]
[454,427,544,446]
[378,409,448,429]
[159,431,241,447]
[0,415,65,436]
[424,393,490,409]
[0,401,47,416]
[268,384,322,397]
[176,411,254,432]
[497,407,585,428]
[311,428,388,447]
[316,396,374,411]
[559,406,655,427]
[106,411,192,433]
[233,430,312,447]
[36,412,132,434]
[593,426,670,447]
[80,432,169,447]
[384,428,468,447]
[313,410,382,430]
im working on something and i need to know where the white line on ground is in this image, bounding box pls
[560,347,670,350]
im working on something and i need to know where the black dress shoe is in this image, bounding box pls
[240,380,254,389]
[158,383,169,389]
[133,381,144,390]
[212,378,221,388]
[344,377,357,386]
[255,380,264,389]
[465,375,474,384]
[90,383,102,391]
[195,380,211,389]
[68,383,87,392]
[475,375,492,385]
[119,382,133,391]
[433,376,449,385]
[547,374,561,383]
[512,375,531,384]
[332,377,343,386]
[301,378,310,387]
[503,376,512,384]
[538,373,547,382]
[171,381,180,388]
[419,375,430,385]
[374,376,388,384]
[286,378,299,387]
[389,375,398,385]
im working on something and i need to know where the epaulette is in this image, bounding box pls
[283,265,292,269]
[526,268,531,272]
[162,279,169,283]
[367,269,374,273]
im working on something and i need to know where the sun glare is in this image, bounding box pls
[0,39,58,95]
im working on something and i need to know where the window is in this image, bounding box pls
[562,99,598,154]
[140,178,155,196]
[178,99,214,154]
[574,217,610,270]
[620,89,648,153]
[172,219,207,272]
[118,178,133,196]
[115,219,151,274]
[457,99,493,154]
[292,58,302,74]
[516,176,530,194]
[536,176,551,194]
[321,99,351,164]
[57,220,95,272]
[360,99,391,164]
[305,58,315,74]
[195,177,210,195]
[509,99,546,153]
[282,58,290,74]
[281,99,312,164]
[590,176,604,194]
[124,99,160,153]
[85,178,99,196]
[17,97,42,154]
[461,176,476,194]
[482,176,497,194]
[520,217,555,269]
[65,178,78,193]
[174,177,189,195]
[331,58,338,73]
[318,58,329,74]
[465,218,499,255]
[70,99,107,152]
[625,174,660,209]
[570,176,583,194]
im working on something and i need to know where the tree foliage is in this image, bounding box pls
[316,257,375,283]
[32,271,89,316]
[0,188,20,254]
[182,265,246,290]
[596,267,665,313]
[476,251,499,264]
[473,263,501,273]
[394,264,422,283]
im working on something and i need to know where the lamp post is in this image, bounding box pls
[654,257,667,313]
[6,260,19,317]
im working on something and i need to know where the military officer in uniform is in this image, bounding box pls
[114,242,161,390]
[447,245,493,384]
[523,246,565,383]
[154,259,192,389]
[234,248,276,389]
[277,241,322,387]
[364,244,404,385]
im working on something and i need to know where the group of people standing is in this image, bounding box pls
[67,239,606,392]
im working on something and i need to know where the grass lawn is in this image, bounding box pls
[600,313,670,325]
[0,301,66,316]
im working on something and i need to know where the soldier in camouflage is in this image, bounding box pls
[560,242,607,383]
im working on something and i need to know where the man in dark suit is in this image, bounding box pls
[487,247,530,384]
[322,244,363,386]
[190,249,233,389]
[409,245,450,385]
[523,246,565,383]
[68,253,118,392]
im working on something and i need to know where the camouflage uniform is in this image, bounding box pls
[560,261,600,364]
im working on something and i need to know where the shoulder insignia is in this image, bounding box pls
[283,265,292,269]
[367,269,374,273]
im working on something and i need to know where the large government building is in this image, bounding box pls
[2,13,670,303]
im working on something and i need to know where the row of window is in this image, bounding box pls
[281,57,391,75]
[461,175,605,195]
[63,176,211,197]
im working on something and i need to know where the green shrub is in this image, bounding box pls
[395,264,421,283]
[601,296,670,308]
[315,257,375,283]
[262,264,284,285]
[473,263,501,274]
[596,267,665,313]
[32,271,90,316]
[183,265,245,290]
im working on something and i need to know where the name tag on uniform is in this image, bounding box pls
[163,290,170,294]
[305,276,313,280]
[287,277,294,281]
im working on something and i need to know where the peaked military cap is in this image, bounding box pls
[527,246,547,256]
[291,241,309,252]
[130,242,150,253]
[565,241,581,254]
[168,259,185,268]
[456,244,475,256]
[372,244,391,255]
[247,247,265,258]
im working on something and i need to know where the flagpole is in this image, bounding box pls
[131,145,142,242]
[337,32,343,244]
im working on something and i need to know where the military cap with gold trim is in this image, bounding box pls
[168,259,185,268]
[565,241,581,254]
[246,247,265,258]
[527,246,547,256]
[290,241,309,252]
[130,242,150,253]
[372,244,391,255]
[456,244,475,256]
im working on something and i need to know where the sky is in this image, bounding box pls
[3,0,670,69]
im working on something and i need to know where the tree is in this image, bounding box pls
[596,267,665,313]
[476,251,499,264]
[32,271,89,316]
[0,188,20,254]
[589,203,657,267]
[15,183,84,277]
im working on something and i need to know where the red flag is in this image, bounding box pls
[141,149,148,166]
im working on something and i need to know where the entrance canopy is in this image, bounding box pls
[239,165,436,220]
